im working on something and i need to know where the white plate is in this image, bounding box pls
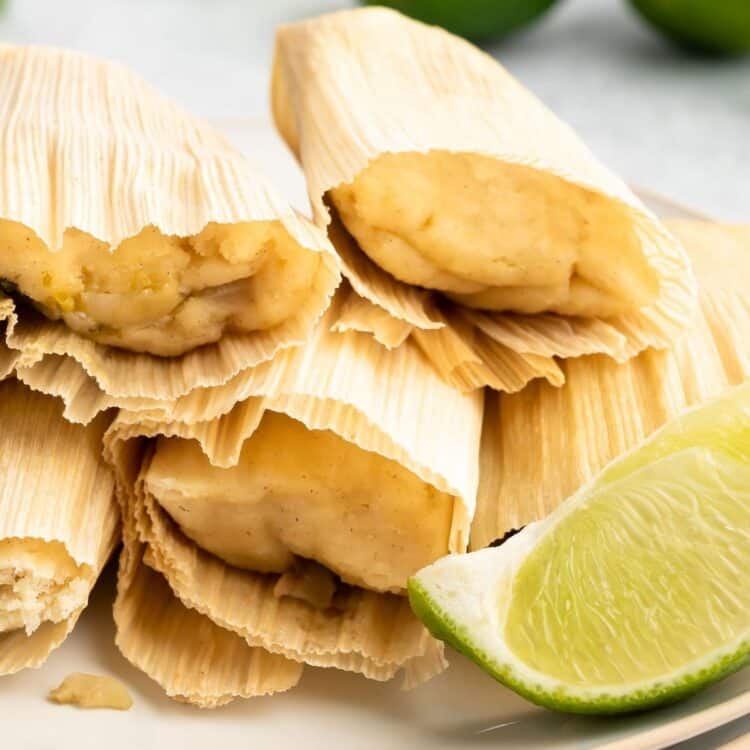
[1,117,747,750]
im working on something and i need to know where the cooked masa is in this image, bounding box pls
[0,221,320,356]
[145,411,455,594]
[330,152,658,317]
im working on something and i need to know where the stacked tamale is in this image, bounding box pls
[272,7,696,392]
[0,42,339,686]
[1,7,747,711]
[0,379,118,674]
[104,308,482,704]
[0,44,340,420]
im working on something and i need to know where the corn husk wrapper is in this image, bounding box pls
[104,305,482,703]
[472,220,750,549]
[0,297,18,380]
[0,379,119,674]
[114,515,303,707]
[0,348,16,381]
[331,282,412,350]
[271,8,696,392]
[0,45,340,421]
[0,295,20,379]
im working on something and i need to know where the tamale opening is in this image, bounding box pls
[144,410,456,596]
[0,219,322,357]
[329,151,658,318]
[0,539,86,635]
[0,378,118,675]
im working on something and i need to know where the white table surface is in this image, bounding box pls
[0,0,747,220]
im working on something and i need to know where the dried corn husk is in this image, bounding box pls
[0,379,119,674]
[0,295,16,375]
[271,8,696,392]
[472,220,750,549]
[0,45,340,421]
[114,539,303,707]
[0,350,15,381]
[331,283,412,350]
[104,304,482,703]
[0,297,17,380]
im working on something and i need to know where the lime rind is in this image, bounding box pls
[409,568,750,714]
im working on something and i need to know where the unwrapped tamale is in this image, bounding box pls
[104,304,483,705]
[0,379,119,674]
[271,8,695,391]
[0,45,339,418]
[472,220,750,549]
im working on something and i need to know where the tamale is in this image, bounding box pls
[271,8,696,392]
[104,304,483,704]
[0,46,339,417]
[0,379,119,674]
[472,220,750,549]
[145,413,456,593]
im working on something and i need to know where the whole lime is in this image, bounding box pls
[629,0,750,55]
[364,1,561,42]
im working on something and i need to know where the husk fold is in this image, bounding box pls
[271,8,696,392]
[472,220,750,549]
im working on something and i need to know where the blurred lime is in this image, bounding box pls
[629,0,750,55]
[364,1,560,42]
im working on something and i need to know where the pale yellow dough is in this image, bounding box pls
[0,220,320,356]
[49,673,133,710]
[330,151,658,317]
[144,411,455,594]
[0,539,87,635]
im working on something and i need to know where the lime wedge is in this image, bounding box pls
[409,382,750,714]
